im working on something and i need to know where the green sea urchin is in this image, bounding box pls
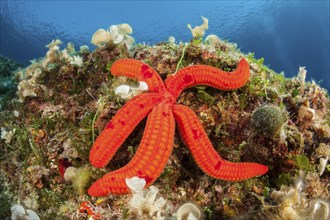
[251,106,285,136]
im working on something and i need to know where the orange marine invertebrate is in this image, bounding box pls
[79,201,101,219]
[88,58,268,196]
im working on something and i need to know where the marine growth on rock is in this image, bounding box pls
[0,18,329,219]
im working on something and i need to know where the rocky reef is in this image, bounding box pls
[0,55,22,111]
[0,18,329,219]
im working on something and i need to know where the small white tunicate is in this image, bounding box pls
[125,176,146,193]
[311,200,329,220]
[63,166,78,182]
[115,81,148,100]
[168,36,176,44]
[70,55,83,67]
[150,197,166,216]
[318,157,328,176]
[125,176,168,217]
[11,204,40,220]
[176,202,201,220]
[91,23,134,48]
[114,84,133,99]
[13,110,20,117]
[91,29,113,47]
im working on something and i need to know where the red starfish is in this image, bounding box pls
[88,58,268,196]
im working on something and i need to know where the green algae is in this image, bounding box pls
[0,173,12,219]
[196,86,216,106]
[275,173,292,188]
[293,155,311,171]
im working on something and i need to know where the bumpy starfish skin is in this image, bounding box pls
[88,58,268,196]
[89,93,162,168]
[172,104,268,180]
[165,58,250,99]
[88,102,175,196]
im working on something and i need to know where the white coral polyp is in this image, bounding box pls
[124,35,135,46]
[205,34,221,45]
[70,55,83,67]
[1,127,15,144]
[11,204,40,220]
[311,200,330,220]
[113,34,124,44]
[91,29,113,47]
[46,39,62,50]
[145,186,159,204]
[109,23,133,44]
[18,80,37,99]
[42,39,62,67]
[128,191,145,208]
[114,81,148,100]
[176,202,201,220]
[91,23,134,48]
[187,16,209,39]
[115,84,133,99]
[125,176,146,193]
[63,166,78,181]
[126,176,167,217]
[116,23,133,35]
[149,197,166,216]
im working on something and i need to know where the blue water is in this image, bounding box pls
[0,1,329,90]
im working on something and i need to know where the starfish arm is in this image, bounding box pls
[89,92,162,168]
[88,102,175,196]
[165,58,250,99]
[172,104,268,181]
[111,59,165,92]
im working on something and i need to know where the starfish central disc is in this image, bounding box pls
[161,91,176,106]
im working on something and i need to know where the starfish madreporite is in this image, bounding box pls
[88,58,268,196]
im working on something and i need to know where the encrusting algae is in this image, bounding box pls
[0,17,329,219]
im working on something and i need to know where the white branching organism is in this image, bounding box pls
[187,16,208,39]
[1,127,15,144]
[91,23,134,48]
[11,204,40,220]
[70,55,84,67]
[175,202,201,220]
[125,176,167,218]
[269,172,330,220]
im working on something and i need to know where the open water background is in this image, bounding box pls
[0,1,329,91]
